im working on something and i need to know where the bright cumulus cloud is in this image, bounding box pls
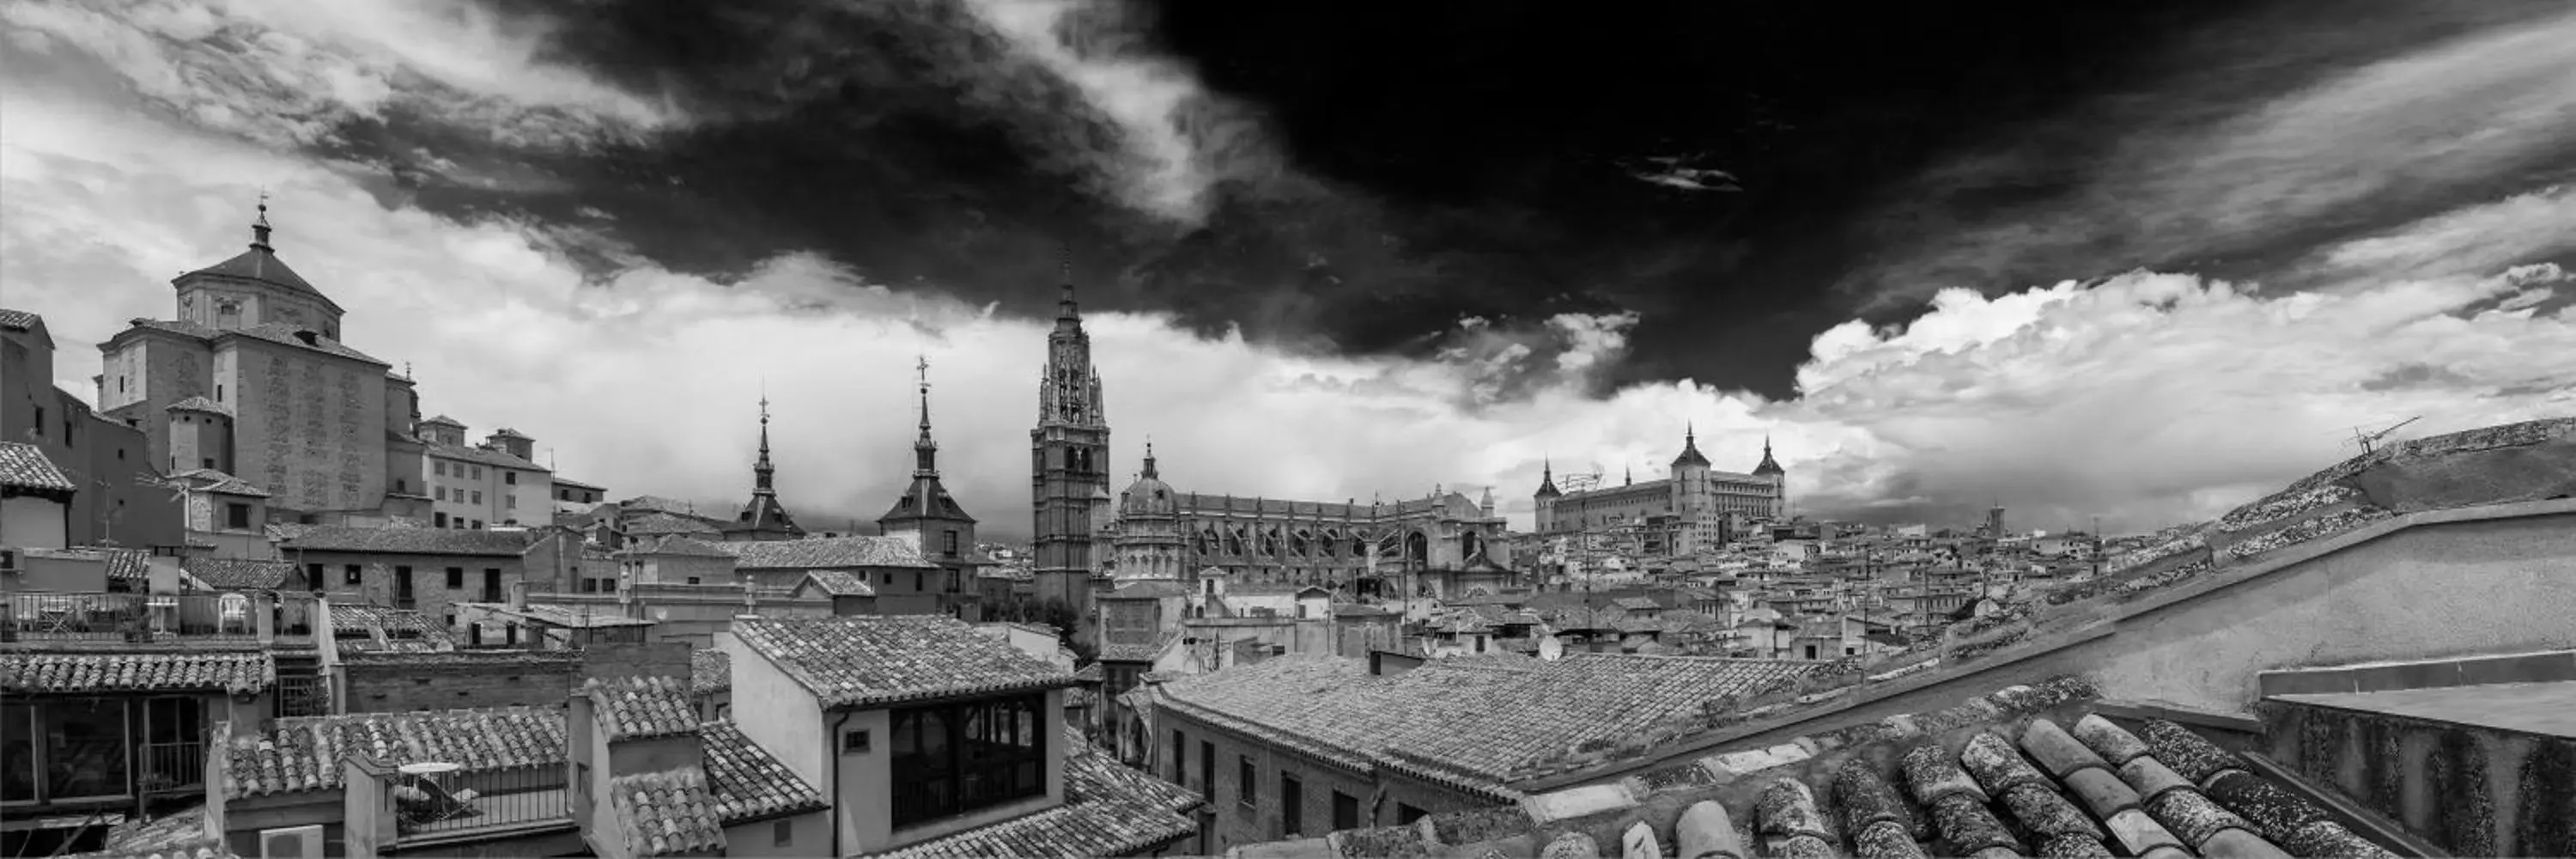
[4,0,2573,539]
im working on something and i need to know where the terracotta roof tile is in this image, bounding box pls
[611,767,728,857]
[732,616,1078,709]
[1156,654,1820,794]
[3,651,274,695]
[184,557,295,590]
[717,535,934,570]
[70,805,229,859]
[586,675,702,741]
[691,649,731,695]
[170,467,269,497]
[0,442,76,491]
[224,706,567,797]
[624,511,725,537]
[165,396,233,417]
[1269,677,2409,859]
[283,525,537,557]
[698,721,826,824]
[425,442,549,473]
[874,728,1199,859]
[798,569,875,597]
[75,546,153,582]
[0,308,39,331]
[180,246,332,305]
[623,534,736,558]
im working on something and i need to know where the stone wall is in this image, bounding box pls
[227,341,386,514]
[2263,698,2575,857]
[580,640,694,683]
[343,651,580,712]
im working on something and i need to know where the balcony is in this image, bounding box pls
[0,591,320,646]
[384,764,570,841]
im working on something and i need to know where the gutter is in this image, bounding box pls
[831,710,854,858]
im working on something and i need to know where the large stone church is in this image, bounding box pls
[1026,261,1516,607]
[88,205,574,531]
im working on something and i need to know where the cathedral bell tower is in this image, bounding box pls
[1031,247,1112,609]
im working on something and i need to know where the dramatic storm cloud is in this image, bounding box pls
[5,0,2571,537]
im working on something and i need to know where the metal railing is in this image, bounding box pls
[392,764,570,838]
[0,592,265,642]
[275,673,331,718]
[137,742,206,794]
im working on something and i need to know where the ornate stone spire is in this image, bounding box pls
[1141,438,1159,479]
[1056,243,1079,322]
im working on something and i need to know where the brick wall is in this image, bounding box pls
[1159,709,1470,854]
[580,640,694,683]
[344,651,579,712]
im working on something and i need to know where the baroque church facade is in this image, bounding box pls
[1027,261,1516,605]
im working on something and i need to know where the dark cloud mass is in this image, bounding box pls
[279,0,2306,399]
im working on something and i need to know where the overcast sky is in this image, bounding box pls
[4,0,2572,539]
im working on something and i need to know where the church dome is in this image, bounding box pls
[1120,444,1181,517]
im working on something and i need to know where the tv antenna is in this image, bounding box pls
[2346,416,2421,454]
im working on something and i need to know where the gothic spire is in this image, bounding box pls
[914,355,940,477]
[753,393,776,492]
[1056,243,1078,321]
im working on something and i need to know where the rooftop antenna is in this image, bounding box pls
[2347,416,2421,454]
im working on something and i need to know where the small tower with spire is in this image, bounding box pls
[1753,434,1788,520]
[1668,423,1716,555]
[722,394,805,542]
[885,356,979,610]
[1533,457,1563,533]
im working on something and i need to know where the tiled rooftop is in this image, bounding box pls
[1153,653,1820,796]
[1284,676,2404,859]
[165,395,234,417]
[719,534,935,570]
[799,569,876,596]
[64,805,229,859]
[2,650,275,695]
[698,720,827,824]
[0,308,39,330]
[691,649,732,695]
[167,467,269,497]
[586,675,702,741]
[225,706,568,797]
[611,767,728,857]
[120,319,388,366]
[874,728,1201,859]
[732,615,1078,710]
[0,441,76,491]
[626,511,726,537]
[184,557,296,589]
[425,441,549,473]
[1098,632,1178,664]
[623,534,738,559]
[283,525,538,557]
